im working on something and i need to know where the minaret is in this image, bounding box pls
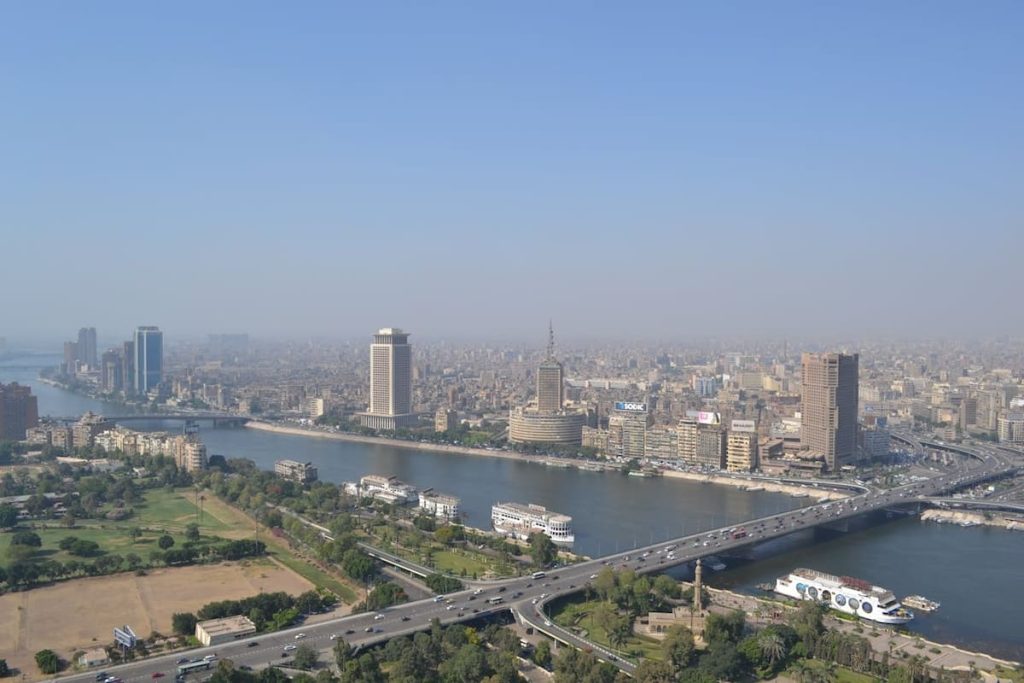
[690,558,704,631]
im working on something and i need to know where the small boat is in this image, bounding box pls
[902,595,940,612]
[704,556,727,572]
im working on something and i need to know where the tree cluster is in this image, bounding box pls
[331,620,525,683]
[170,590,335,635]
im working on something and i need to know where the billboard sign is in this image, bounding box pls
[114,625,137,648]
[697,411,720,425]
[614,401,647,412]
[731,419,757,433]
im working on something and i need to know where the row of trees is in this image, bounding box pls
[1,534,266,591]
[172,589,335,636]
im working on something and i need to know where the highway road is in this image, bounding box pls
[56,438,1019,682]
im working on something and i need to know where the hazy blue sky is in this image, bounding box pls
[1,2,1021,343]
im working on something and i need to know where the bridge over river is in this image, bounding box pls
[56,439,1021,681]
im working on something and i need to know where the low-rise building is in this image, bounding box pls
[998,413,1024,444]
[434,408,459,433]
[343,475,417,504]
[508,406,587,445]
[79,648,110,668]
[174,437,208,472]
[195,615,257,647]
[418,489,461,520]
[72,412,115,449]
[275,459,319,483]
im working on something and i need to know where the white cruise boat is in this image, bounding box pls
[774,568,914,625]
[491,502,574,544]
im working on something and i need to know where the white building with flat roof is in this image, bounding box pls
[418,490,461,520]
[492,502,574,544]
[195,615,257,646]
[344,474,417,504]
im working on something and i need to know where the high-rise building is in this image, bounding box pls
[726,422,758,472]
[508,325,587,445]
[537,323,564,413]
[100,349,123,393]
[801,352,859,472]
[133,326,164,395]
[696,427,726,469]
[678,418,699,464]
[62,341,79,375]
[608,402,648,460]
[121,340,135,392]
[0,382,39,440]
[77,327,98,368]
[360,328,417,430]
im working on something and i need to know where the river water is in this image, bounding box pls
[3,357,1021,661]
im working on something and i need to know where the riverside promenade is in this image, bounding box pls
[708,587,1019,677]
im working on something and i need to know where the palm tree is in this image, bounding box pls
[820,660,838,683]
[791,659,815,683]
[759,631,787,666]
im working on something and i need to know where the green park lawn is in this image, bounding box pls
[430,549,494,577]
[0,487,236,567]
[129,486,234,534]
[0,524,191,566]
[551,596,664,662]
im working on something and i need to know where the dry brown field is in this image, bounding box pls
[0,559,312,679]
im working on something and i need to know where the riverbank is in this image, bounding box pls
[660,469,849,501]
[246,420,619,470]
[921,508,1024,531]
[246,421,853,503]
[705,586,1021,674]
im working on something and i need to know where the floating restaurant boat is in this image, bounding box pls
[774,568,914,625]
[491,502,575,544]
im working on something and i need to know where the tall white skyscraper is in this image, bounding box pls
[359,328,417,431]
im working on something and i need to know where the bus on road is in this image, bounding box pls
[177,661,212,676]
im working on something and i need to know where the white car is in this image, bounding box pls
[294,633,306,640]
[283,645,297,652]
[330,634,339,640]
[374,613,385,620]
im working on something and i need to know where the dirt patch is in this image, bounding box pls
[0,560,313,679]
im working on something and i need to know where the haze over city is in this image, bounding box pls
[5,4,1024,682]
[3,2,1022,341]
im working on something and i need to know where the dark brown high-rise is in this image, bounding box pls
[800,352,859,472]
[0,382,39,440]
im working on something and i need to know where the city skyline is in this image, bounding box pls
[2,2,1022,340]
[2,3,1023,680]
